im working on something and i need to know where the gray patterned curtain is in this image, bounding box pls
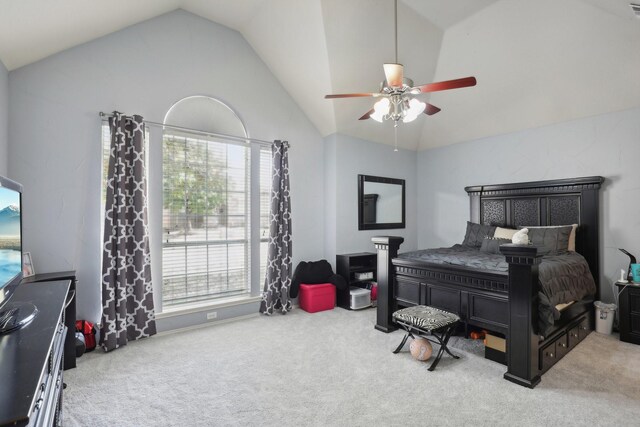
[260,140,292,315]
[101,112,156,352]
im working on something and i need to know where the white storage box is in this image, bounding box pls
[350,286,371,310]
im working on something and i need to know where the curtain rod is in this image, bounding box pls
[99,112,274,147]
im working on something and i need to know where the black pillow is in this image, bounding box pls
[480,237,512,254]
[520,226,572,255]
[462,221,497,247]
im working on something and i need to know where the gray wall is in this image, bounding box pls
[8,10,325,325]
[417,106,640,303]
[324,133,418,265]
[0,60,7,176]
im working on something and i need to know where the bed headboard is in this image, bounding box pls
[465,176,604,285]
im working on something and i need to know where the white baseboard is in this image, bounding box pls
[157,312,260,336]
[157,301,300,336]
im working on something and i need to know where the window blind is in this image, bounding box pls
[162,134,251,306]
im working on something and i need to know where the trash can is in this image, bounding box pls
[594,301,617,335]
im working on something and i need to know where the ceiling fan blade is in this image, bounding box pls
[359,109,375,120]
[424,103,441,116]
[325,93,379,99]
[415,76,477,94]
[383,63,404,88]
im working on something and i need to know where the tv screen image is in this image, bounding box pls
[0,187,21,288]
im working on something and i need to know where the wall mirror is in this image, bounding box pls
[358,174,405,230]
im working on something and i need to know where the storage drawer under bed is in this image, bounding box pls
[539,314,592,373]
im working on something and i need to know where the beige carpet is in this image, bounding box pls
[64,308,640,426]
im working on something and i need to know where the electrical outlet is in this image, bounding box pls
[206,311,217,320]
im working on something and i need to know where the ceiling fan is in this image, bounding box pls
[324,0,477,126]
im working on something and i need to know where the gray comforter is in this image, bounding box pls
[398,245,597,335]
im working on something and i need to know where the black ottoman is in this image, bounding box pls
[392,305,460,371]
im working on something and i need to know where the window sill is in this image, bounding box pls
[156,294,262,319]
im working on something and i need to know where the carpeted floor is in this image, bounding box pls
[64,308,640,426]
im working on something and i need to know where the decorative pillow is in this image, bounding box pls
[494,227,517,240]
[462,222,496,247]
[520,225,573,255]
[480,237,512,254]
[526,224,578,251]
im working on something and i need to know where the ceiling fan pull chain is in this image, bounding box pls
[394,122,398,152]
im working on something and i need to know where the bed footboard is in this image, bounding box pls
[371,237,544,388]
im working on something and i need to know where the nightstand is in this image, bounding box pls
[615,282,640,345]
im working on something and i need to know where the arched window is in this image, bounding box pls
[160,96,270,308]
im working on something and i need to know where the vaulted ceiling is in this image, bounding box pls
[0,0,639,150]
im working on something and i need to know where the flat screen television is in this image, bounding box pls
[0,176,36,333]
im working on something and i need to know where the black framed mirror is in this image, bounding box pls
[358,174,406,230]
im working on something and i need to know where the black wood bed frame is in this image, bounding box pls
[373,176,604,388]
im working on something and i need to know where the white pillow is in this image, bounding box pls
[525,224,578,251]
[494,227,517,240]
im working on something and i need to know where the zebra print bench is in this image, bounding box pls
[392,305,460,371]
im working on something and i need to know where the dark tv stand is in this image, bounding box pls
[22,271,77,370]
[0,280,70,427]
[0,301,38,333]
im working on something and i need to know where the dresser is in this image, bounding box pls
[0,280,70,427]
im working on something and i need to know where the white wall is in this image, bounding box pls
[0,60,7,176]
[417,107,640,304]
[8,10,325,324]
[324,133,418,264]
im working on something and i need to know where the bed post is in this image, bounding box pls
[500,244,542,388]
[372,236,404,333]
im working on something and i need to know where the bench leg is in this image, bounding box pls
[440,329,460,360]
[428,325,458,371]
[393,332,411,354]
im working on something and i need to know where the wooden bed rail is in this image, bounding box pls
[499,244,542,388]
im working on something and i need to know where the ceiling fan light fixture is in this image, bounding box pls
[370,112,385,123]
[371,98,391,122]
[402,98,426,123]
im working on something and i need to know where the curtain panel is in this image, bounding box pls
[260,140,292,315]
[101,112,156,352]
